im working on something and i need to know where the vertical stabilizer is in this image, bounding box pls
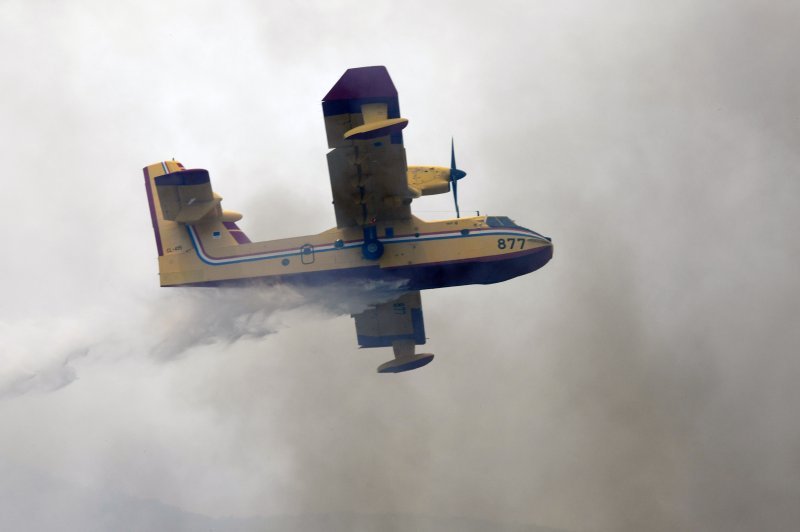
[144,160,193,257]
[143,161,248,286]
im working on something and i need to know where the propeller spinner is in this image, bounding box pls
[450,138,467,218]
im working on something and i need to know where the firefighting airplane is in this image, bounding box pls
[143,66,553,373]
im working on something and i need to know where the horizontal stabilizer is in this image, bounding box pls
[154,168,230,224]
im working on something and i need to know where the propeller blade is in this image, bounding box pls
[450,138,465,218]
[453,176,460,218]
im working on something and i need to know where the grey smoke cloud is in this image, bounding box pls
[1,1,799,531]
[0,280,406,398]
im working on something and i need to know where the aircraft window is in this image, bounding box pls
[334,239,344,248]
[486,216,518,228]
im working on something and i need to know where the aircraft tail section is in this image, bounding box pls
[143,161,248,286]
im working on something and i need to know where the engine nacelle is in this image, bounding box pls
[407,166,451,197]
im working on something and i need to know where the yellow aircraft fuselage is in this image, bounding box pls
[146,163,552,290]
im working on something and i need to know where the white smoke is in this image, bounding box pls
[0,279,407,399]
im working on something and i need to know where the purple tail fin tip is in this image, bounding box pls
[323,66,396,101]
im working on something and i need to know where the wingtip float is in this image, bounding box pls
[143,66,553,373]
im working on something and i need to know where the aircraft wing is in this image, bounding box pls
[352,291,427,349]
[322,66,413,228]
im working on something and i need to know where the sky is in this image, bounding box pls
[1,0,799,531]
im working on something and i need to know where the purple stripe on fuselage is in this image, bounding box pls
[222,221,253,244]
[143,166,163,256]
[229,231,252,244]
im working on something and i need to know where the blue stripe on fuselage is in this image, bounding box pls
[187,226,546,267]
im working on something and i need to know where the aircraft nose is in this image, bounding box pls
[525,228,551,245]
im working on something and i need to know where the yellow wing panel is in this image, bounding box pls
[322,66,413,228]
[326,140,411,227]
[353,291,426,348]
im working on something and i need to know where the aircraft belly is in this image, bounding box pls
[393,244,553,290]
[378,230,552,288]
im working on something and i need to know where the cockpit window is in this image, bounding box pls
[485,216,518,228]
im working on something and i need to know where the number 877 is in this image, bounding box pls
[497,238,525,250]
